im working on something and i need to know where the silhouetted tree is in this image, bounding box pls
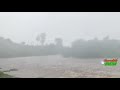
[1,35,120,58]
[21,42,25,45]
[55,38,63,47]
[103,35,109,40]
[36,33,46,46]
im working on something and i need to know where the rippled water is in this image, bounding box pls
[0,55,120,78]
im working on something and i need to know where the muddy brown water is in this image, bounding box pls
[0,55,120,78]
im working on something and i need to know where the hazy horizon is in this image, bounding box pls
[1,12,120,78]
[0,12,120,46]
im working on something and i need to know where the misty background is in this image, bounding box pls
[0,12,120,58]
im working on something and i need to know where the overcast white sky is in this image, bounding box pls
[0,12,120,46]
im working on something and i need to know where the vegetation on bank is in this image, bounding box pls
[0,71,13,78]
[0,34,120,58]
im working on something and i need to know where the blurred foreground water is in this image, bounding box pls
[0,55,120,78]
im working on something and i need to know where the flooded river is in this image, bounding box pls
[0,55,120,78]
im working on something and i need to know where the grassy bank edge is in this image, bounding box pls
[0,71,14,78]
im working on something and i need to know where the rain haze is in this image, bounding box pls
[0,12,120,78]
[0,12,120,46]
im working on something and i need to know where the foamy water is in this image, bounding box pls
[0,55,120,78]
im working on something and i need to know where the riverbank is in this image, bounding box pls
[0,71,13,78]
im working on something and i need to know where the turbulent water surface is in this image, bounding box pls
[0,55,120,78]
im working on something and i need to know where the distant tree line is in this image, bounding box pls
[0,33,120,58]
